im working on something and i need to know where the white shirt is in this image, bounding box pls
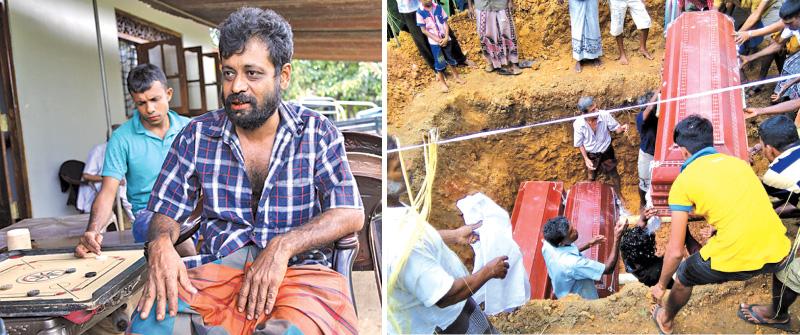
[77,143,132,218]
[397,0,421,13]
[573,111,621,153]
[385,206,468,334]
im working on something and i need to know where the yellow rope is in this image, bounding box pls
[388,130,439,333]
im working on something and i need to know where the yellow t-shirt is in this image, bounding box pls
[668,149,790,272]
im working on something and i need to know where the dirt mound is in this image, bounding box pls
[388,0,666,113]
[491,274,800,334]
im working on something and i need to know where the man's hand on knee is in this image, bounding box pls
[238,242,290,321]
[137,238,196,321]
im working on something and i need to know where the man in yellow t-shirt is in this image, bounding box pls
[650,115,791,334]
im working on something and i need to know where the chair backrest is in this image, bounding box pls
[58,160,85,188]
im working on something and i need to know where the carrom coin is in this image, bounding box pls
[65,267,76,274]
[85,271,97,278]
[27,289,40,297]
[0,284,11,290]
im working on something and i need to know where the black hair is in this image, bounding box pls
[780,0,800,20]
[126,63,168,94]
[543,216,571,246]
[673,115,714,154]
[619,226,664,287]
[218,7,293,73]
[759,115,800,152]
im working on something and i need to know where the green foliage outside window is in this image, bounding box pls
[283,60,382,109]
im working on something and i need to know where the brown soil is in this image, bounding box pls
[388,1,800,333]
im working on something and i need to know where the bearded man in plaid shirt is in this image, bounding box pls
[127,7,364,335]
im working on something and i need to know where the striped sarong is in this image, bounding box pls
[127,245,358,335]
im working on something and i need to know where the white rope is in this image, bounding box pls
[388,72,800,153]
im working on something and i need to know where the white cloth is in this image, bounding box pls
[456,193,530,315]
[397,0,421,13]
[385,206,468,334]
[781,27,800,42]
[77,143,132,219]
[573,111,621,153]
[609,0,652,36]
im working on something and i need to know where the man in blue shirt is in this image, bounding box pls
[541,215,625,299]
[74,63,191,255]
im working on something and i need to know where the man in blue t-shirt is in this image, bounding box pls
[74,64,191,256]
[636,92,659,208]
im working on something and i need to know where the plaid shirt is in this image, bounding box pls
[148,102,363,268]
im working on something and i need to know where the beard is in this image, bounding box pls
[224,80,282,131]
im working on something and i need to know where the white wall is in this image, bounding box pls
[7,0,214,217]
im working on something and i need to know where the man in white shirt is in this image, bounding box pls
[77,124,133,221]
[386,137,509,334]
[573,96,628,201]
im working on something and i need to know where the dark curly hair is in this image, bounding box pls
[218,7,293,73]
[543,216,571,246]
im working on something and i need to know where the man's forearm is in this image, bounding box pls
[603,238,621,274]
[658,250,682,288]
[82,174,103,183]
[270,208,364,258]
[86,189,116,232]
[436,267,492,308]
[759,98,800,115]
[147,212,180,244]
[578,146,590,161]
[749,42,782,62]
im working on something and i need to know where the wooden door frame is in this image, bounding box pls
[0,0,31,220]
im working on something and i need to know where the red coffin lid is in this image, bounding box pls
[510,181,564,300]
[563,182,620,298]
[651,11,748,215]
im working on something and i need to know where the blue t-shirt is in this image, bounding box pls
[541,241,605,300]
[636,108,658,155]
[102,110,191,214]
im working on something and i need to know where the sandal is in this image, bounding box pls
[497,67,521,76]
[651,305,671,335]
[736,304,793,332]
[518,60,535,68]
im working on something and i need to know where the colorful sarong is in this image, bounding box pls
[127,245,358,335]
[476,8,520,69]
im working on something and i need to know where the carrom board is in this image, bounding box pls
[0,246,145,317]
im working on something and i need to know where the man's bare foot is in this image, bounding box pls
[575,61,582,73]
[453,74,465,84]
[618,54,629,65]
[593,58,602,66]
[439,81,449,92]
[463,59,477,68]
[640,48,654,60]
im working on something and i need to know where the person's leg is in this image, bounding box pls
[615,35,629,65]
[442,42,464,84]
[401,12,436,70]
[639,29,653,59]
[447,29,475,67]
[655,277,693,334]
[739,274,797,325]
[609,0,628,64]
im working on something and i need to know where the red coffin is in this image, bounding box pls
[563,182,620,298]
[510,181,564,300]
[651,11,748,215]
